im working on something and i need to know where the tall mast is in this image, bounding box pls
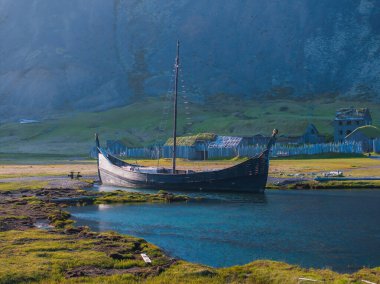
[172,40,180,174]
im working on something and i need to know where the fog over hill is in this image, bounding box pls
[0,0,379,120]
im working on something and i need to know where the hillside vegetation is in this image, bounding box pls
[0,97,378,155]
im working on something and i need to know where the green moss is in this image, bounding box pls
[94,191,189,204]
[0,181,49,191]
[347,125,380,139]
[144,260,380,284]
[113,259,146,269]
[0,229,167,283]
[165,133,217,146]
[0,215,29,220]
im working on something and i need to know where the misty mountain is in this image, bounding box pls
[0,0,379,120]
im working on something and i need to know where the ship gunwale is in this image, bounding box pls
[98,147,267,177]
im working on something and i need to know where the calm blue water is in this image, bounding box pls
[68,186,380,272]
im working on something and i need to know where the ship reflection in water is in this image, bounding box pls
[69,186,380,273]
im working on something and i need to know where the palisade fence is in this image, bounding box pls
[374,138,380,153]
[120,141,363,159]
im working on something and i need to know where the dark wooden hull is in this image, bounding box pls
[97,148,270,193]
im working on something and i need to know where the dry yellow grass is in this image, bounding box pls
[270,158,380,178]
[0,164,97,178]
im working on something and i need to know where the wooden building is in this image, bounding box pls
[164,133,250,160]
[334,107,372,142]
[300,124,325,144]
[208,136,248,148]
[164,133,216,160]
[345,125,380,152]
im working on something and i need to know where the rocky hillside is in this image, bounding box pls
[0,0,379,120]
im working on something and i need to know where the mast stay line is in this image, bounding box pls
[172,40,180,174]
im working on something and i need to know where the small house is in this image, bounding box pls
[334,107,372,142]
[164,133,217,160]
[164,133,250,160]
[208,136,246,148]
[345,125,380,152]
[300,123,325,144]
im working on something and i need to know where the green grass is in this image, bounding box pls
[0,97,379,156]
[270,157,380,178]
[1,230,379,284]
[0,229,161,283]
[0,215,29,221]
[348,125,380,138]
[165,133,217,146]
[0,153,94,165]
[145,261,354,284]
[94,190,189,204]
[0,181,49,191]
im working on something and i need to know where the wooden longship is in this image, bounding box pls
[95,41,278,192]
[96,131,277,193]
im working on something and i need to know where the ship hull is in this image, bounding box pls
[97,149,269,193]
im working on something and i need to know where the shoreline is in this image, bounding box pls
[266,179,380,190]
[1,176,380,283]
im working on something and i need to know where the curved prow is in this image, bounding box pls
[95,133,102,183]
[266,129,279,151]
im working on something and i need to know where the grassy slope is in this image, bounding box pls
[0,96,379,155]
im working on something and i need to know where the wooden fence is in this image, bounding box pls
[121,141,363,159]
[207,142,363,158]
[374,139,380,153]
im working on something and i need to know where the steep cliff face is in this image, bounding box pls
[0,0,379,119]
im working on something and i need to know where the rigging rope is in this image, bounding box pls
[155,60,177,167]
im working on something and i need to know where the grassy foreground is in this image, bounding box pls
[1,228,379,284]
[2,229,380,284]
[0,157,380,283]
[0,180,379,283]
